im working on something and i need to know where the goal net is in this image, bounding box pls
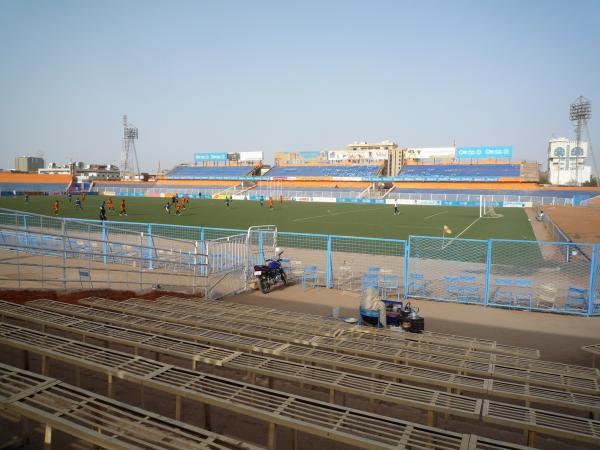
[480,196,502,218]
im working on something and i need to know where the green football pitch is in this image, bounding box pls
[0,195,536,241]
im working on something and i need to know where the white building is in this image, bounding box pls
[39,162,120,181]
[547,138,591,185]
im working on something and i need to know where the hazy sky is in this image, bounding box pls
[1,0,598,171]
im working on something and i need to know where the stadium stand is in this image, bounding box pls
[265,165,381,177]
[167,165,255,179]
[0,173,70,194]
[399,164,521,179]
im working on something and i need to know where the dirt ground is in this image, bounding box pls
[1,285,600,449]
[545,206,600,243]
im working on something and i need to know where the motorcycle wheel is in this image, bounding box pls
[281,271,287,286]
[260,278,270,294]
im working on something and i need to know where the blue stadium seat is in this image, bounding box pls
[265,165,381,178]
[167,165,255,179]
[400,164,520,178]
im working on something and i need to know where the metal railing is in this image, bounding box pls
[0,210,598,315]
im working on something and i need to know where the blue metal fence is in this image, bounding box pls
[1,210,599,315]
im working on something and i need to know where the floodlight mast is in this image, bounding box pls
[120,114,141,178]
[569,96,593,185]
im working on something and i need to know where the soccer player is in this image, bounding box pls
[259,196,264,207]
[268,197,273,209]
[185,194,190,209]
[107,197,114,212]
[119,199,127,216]
[25,194,29,205]
[165,202,171,215]
[99,203,107,221]
[175,201,182,216]
[279,195,283,205]
[225,196,230,207]
[75,197,82,210]
[394,199,399,215]
[53,199,59,215]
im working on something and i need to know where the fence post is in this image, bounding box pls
[258,231,264,262]
[102,221,107,264]
[484,240,493,307]
[200,228,206,276]
[147,224,153,271]
[404,238,410,299]
[139,232,143,290]
[326,235,332,289]
[23,215,29,246]
[588,244,599,316]
[62,222,67,290]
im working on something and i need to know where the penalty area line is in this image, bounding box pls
[424,211,447,219]
[292,206,389,222]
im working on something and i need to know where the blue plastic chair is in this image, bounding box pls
[368,266,381,274]
[381,274,401,301]
[514,279,533,307]
[407,273,425,296]
[302,265,319,288]
[567,287,588,310]
[361,273,379,290]
[493,279,514,305]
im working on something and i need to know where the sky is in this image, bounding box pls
[0,0,599,171]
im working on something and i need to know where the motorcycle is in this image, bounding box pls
[254,248,288,294]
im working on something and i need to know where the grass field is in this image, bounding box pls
[0,195,536,241]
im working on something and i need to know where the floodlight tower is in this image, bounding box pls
[120,114,140,178]
[569,96,593,185]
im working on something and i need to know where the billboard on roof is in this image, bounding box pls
[455,146,512,158]
[274,151,328,162]
[328,149,388,161]
[404,147,455,159]
[194,152,228,162]
[239,151,263,161]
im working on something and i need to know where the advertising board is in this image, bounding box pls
[404,147,455,159]
[194,152,228,162]
[239,151,263,161]
[274,151,328,162]
[328,149,388,161]
[455,146,512,158]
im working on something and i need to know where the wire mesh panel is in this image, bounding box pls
[205,233,247,299]
[330,236,405,293]
[277,232,328,285]
[490,240,594,313]
[408,236,488,304]
[593,246,600,315]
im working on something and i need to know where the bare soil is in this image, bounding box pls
[545,206,600,243]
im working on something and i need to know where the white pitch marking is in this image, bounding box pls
[441,216,482,249]
[292,206,389,222]
[424,211,447,220]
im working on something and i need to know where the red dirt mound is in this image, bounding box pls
[0,289,196,304]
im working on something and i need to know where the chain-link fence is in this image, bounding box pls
[1,209,598,315]
[407,236,488,304]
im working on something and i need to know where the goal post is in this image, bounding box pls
[480,195,501,218]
